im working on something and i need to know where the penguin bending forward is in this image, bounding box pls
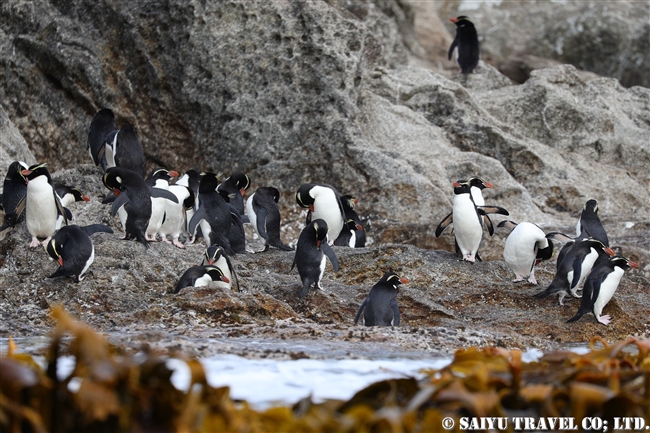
[291,219,339,298]
[174,266,230,294]
[296,183,346,244]
[354,271,408,326]
[246,186,293,251]
[498,220,554,285]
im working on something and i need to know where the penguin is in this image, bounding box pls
[534,237,615,305]
[567,256,639,325]
[291,219,340,298]
[188,172,235,255]
[246,186,293,251]
[0,161,29,239]
[333,218,363,248]
[17,163,68,248]
[227,205,247,254]
[46,224,113,282]
[436,181,508,262]
[354,271,408,326]
[296,183,346,244]
[159,182,194,248]
[576,199,609,246]
[497,220,554,285]
[144,168,179,242]
[448,16,480,81]
[87,108,117,168]
[175,169,201,243]
[55,184,91,208]
[103,167,178,249]
[339,195,366,247]
[201,245,239,291]
[104,124,147,178]
[174,265,230,294]
[217,172,250,219]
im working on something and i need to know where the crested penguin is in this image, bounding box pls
[46,224,113,282]
[296,183,346,244]
[291,219,340,298]
[174,265,230,294]
[87,108,117,169]
[448,16,480,80]
[498,220,554,285]
[0,161,29,239]
[354,271,408,326]
[202,245,239,291]
[104,124,146,178]
[246,186,293,251]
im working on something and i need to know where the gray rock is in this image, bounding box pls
[0,105,36,168]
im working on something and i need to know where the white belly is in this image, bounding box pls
[213,257,233,290]
[194,273,213,287]
[79,246,95,281]
[503,222,546,277]
[592,267,624,316]
[159,185,187,238]
[311,187,343,241]
[25,177,58,238]
[246,193,259,236]
[453,194,482,256]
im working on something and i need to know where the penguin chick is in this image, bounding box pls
[87,108,117,168]
[340,195,366,247]
[576,199,609,247]
[567,256,638,325]
[18,163,68,248]
[246,186,293,251]
[46,224,113,282]
[174,265,230,294]
[104,124,147,178]
[354,271,408,326]
[296,183,346,244]
[55,184,91,208]
[498,220,554,285]
[534,237,615,305]
[202,245,239,291]
[448,16,480,80]
[291,219,340,298]
[0,161,29,239]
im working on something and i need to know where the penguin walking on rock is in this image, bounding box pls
[55,184,91,208]
[246,186,293,251]
[567,256,638,325]
[87,108,117,169]
[291,219,340,298]
[576,199,609,246]
[296,183,346,244]
[17,163,68,248]
[448,16,480,81]
[498,221,554,285]
[202,245,239,291]
[0,161,29,239]
[104,124,146,178]
[354,271,408,326]
[46,224,113,282]
[174,266,230,294]
[534,237,615,305]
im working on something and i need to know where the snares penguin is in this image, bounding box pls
[104,124,147,178]
[566,256,638,325]
[175,169,201,243]
[174,265,230,294]
[217,172,250,218]
[354,271,408,327]
[201,245,239,291]
[448,16,480,81]
[497,220,554,285]
[337,195,366,248]
[0,161,29,239]
[333,218,363,248]
[144,168,179,242]
[576,199,609,246]
[291,219,340,298]
[159,182,194,248]
[46,224,113,282]
[55,184,91,208]
[17,163,68,248]
[534,237,615,305]
[87,108,117,169]
[188,172,235,254]
[296,183,346,244]
[246,186,293,251]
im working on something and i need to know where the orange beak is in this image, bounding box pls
[629,261,639,269]
[169,170,179,178]
[356,224,364,231]
[604,247,615,257]
[240,188,246,197]
[57,257,64,266]
[452,181,461,187]
[450,17,458,23]
[221,276,230,283]
[82,195,91,201]
[208,259,215,265]
[309,205,315,212]
[113,188,121,196]
[400,278,409,284]
[483,182,493,188]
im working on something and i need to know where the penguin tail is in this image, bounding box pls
[566,310,587,323]
[276,243,294,252]
[82,224,114,236]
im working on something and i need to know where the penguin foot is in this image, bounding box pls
[462,254,476,263]
[597,315,611,326]
[513,275,524,282]
[172,239,185,249]
[41,236,51,247]
[527,276,538,285]
[29,237,41,248]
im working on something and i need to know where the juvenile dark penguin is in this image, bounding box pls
[18,163,68,248]
[87,108,117,168]
[55,184,91,208]
[576,199,609,246]
[354,271,408,327]
[567,256,639,325]
[448,16,480,80]
[246,186,293,251]
[174,266,230,294]
[202,245,239,291]
[296,184,346,244]
[104,124,147,178]
[46,224,114,282]
[217,172,250,218]
[338,195,366,247]
[534,237,615,305]
[188,172,235,255]
[0,161,29,239]
[291,219,340,298]
[103,167,177,249]
[498,220,554,285]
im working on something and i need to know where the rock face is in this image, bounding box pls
[0,1,648,351]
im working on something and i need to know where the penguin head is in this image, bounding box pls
[452,181,472,195]
[584,199,599,213]
[260,187,281,203]
[340,195,358,212]
[296,184,317,211]
[7,161,30,182]
[103,168,123,195]
[610,256,639,270]
[70,188,91,202]
[583,238,615,257]
[183,188,196,210]
[380,271,409,289]
[226,172,251,196]
[46,238,64,266]
[468,177,493,190]
[345,219,363,232]
[204,245,225,266]
[22,163,51,182]
[311,219,329,247]
[206,266,230,284]
[147,168,179,182]
[450,16,474,28]
[198,172,221,193]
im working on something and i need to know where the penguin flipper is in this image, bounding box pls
[391,298,400,326]
[111,192,130,217]
[435,212,453,238]
[82,224,114,236]
[546,232,574,243]
[321,242,339,272]
[567,277,600,323]
[483,214,494,236]
[497,220,518,231]
[448,38,458,61]
[54,193,68,226]
[188,207,207,237]
[476,205,509,216]
[569,253,587,293]
[255,206,270,240]
[14,196,26,220]
[240,215,250,224]
[150,187,179,203]
[354,298,369,325]
[63,207,73,221]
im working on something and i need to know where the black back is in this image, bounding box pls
[253,187,292,251]
[190,172,234,254]
[354,272,405,326]
[0,161,29,229]
[292,219,338,298]
[340,195,366,247]
[46,225,94,282]
[114,124,146,178]
[448,16,480,76]
[87,108,117,166]
[578,199,609,247]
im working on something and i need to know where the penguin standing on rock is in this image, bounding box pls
[576,199,609,246]
[87,108,117,168]
[334,219,363,248]
[18,163,68,248]
[46,224,113,282]
[448,16,480,81]
[218,172,250,218]
[174,266,230,294]
[498,220,554,285]
[567,256,639,325]
[354,271,408,327]
[336,195,366,248]
[296,183,346,244]
[144,168,179,242]
[104,124,147,178]
[202,245,239,291]
[246,186,293,251]
[291,219,340,298]
[0,161,29,239]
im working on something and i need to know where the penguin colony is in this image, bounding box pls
[0,15,639,326]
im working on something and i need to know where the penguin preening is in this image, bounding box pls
[335,195,365,248]
[104,124,147,178]
[55,184,91,208]
[291,219,340,298]
[144,168,179,242]
[0,161,29,240]
[46,224,114,282]
[576,199,609,246]
[17,163,68,248]
[202,245,239,291]
[448,16,480,81]
[534,237,615,305]
[566,256,638,325]
[296,183,346,245]
[87,108,117,169]
[174,265,230,294]
[246,186,293,251]
[217,172,250,219]
[354,271,407,327]
[498,220,554,285]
